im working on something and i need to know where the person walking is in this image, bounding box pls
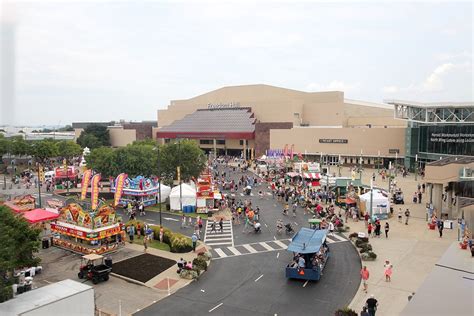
[219,218,224,233]
[210,220,217,234]
[360,266,370,293]
[194,222,200,240]
[143,236,148,252]
[418,191,422,204]
[292,201,297,217]
[136,223,141,239]
[384,260,393,282]
[159,227,164,243]
[367,222,373,238]
[181,214,186,229]
[366,294,378,316]
[398,208,402,223]
[192,233,198,252]
[128,225,135,243]
[438,219,444,238]
[197,216,203,233]
[384,222,390,238]
[405,209,410,225]
[360,306,370,316]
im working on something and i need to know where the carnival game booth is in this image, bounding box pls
[285,228,329,281]
[54,166,79,189]
[51,202,123,254]
[4,195,36,213]
[301,172,321,187]
[359,190,391,220]
[170,183,197,211]
[111,176,170,207]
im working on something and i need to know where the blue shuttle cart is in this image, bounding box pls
[285,228,329,281]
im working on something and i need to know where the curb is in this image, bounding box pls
[342,231,364,309]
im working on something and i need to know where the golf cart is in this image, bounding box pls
[393,190,404,204]
[78,254,112,284]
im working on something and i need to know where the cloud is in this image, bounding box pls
[383,62,472,95]
[383,86,399,93]
[306,81,360,92]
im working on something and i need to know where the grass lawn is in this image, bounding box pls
[131,237,171,252]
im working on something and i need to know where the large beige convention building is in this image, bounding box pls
[155,84,406,167]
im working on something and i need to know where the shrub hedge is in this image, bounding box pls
[126,220,193,253]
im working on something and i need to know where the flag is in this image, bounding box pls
[283,144,288,157]
[80,169,92,200]
[113,173,128,207]
[90,174,101,210]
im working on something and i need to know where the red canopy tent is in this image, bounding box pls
[302,172,321,187]
[23,209,59,223]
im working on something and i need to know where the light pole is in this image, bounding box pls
[338,154,342,177]
[377,150,380,173]
[414,154,418,181]
[370,178,374,220]
[156,146,162,226]
[177,140,182,214]
[326,154,329,193]
[37,164,42,208]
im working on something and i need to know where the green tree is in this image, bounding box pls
[0,135,9,158]
[58,125,74,132]
[158,140,206,182]
[77,125,110,148]
[32,139,59,162]
[0,205,41,302]
[10,137,32,156]
[85,147,117,177]
[57,140,83,159]
[115,144,157,178]
[132,138,157,146]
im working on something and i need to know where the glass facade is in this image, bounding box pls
[419,125,474,156]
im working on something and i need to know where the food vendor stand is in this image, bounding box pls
[4,195,36,213]
[195,174,222,214]
[51,202,124,254]
[285,228,329,281]
[54,166,79,189]
[23,208,59,223]
[111,176,169,207]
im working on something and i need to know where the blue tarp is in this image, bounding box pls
[287,228,327,254]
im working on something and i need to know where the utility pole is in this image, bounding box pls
[177,140,182,213]
[370,178,374,220]
[37,164,43,208]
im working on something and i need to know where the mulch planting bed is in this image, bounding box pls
[112,254,176,283]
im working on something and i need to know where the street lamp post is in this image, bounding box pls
[377,150,380,173]
[415,154,418,181]
[178,141,182,213]
[157,146,162,226]
[370,178,374,220]
[338,154,341,177]
[37,164,42,208]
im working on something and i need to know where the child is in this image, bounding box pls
[384,260,393,282]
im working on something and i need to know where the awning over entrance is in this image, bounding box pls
[302,172,321,179]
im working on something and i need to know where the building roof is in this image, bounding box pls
[157,108,256,139]
[400,242,474,316]
[386,99,474,108]
[0,279,92,315]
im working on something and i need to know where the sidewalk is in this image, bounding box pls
[341,168,457,315]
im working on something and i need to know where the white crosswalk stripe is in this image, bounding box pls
[210,234,348,259]
[204,219,234,247]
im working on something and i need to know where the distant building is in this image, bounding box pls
[156,84,406,166]
[72,121,157,147]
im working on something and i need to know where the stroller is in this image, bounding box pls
[285,223,295,235]
[253,221,261,233]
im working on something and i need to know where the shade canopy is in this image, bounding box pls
[287,228,327,254]
[23,208,59,223]
[170,183,197,210]
[302,172,321,179]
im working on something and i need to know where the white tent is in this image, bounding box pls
[359,190,391,219]
[170,183,196,210]
[157,184,172,203]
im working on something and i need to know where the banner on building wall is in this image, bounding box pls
[90,174,101,210]
[80,169,92,200]
[113,173,128,207]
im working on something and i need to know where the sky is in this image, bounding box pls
[0,0,472,126]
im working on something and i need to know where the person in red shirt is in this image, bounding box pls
[368,222,373,238]
[360,266,370,293]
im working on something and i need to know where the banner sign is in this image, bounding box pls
[51,223,121,240]
[80,169,92,200]
[113,173,128,207]
[90,174,101,210]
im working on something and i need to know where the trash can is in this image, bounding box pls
[42,239,49,249]
[105,256,113,268]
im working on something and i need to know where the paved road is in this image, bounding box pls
[136,241,361,316]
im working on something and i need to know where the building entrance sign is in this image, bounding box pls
[429,132,474,144]
[319,139,348,144]
[207,102,241,109]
